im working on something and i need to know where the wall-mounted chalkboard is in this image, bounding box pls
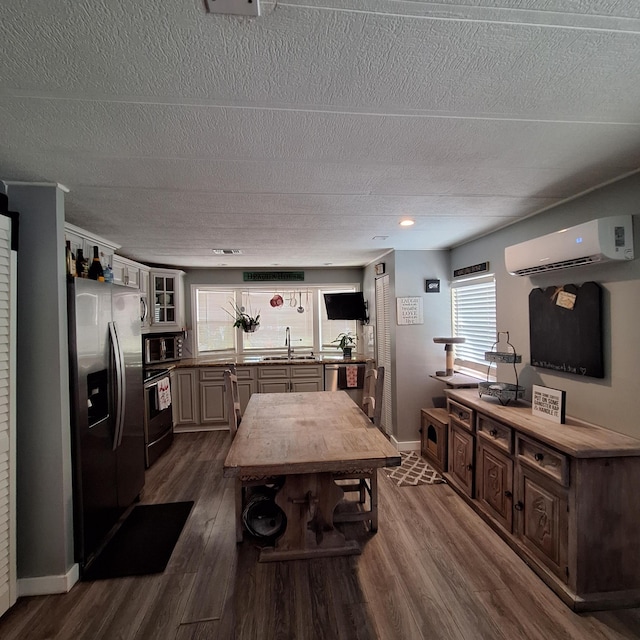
[529,282,604,378]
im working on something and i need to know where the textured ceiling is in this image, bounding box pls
[1,0,639,268]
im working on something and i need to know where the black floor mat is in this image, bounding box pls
[83,501,193,580]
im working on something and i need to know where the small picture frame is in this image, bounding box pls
[425,279,440,293]
[532,385,566,424]
[375,262,385,276]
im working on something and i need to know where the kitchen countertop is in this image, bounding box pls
[153,354,371,370]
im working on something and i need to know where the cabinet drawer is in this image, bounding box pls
[448,399,474,432]
[258,366,289,379]
[477,414,513,453]
[516,435,569,487]
[290,364,323,379]
[199,368,226,381]
[236,367,255,380]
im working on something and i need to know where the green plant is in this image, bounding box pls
[332,332,356,351]
[225,302,260,332]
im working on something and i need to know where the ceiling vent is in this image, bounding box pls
[505,216,634,276]
[203,0,260,17]
[212,249,243,255]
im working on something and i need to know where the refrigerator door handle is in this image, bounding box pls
[109,321,126,450]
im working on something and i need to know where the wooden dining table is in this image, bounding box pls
[223,391,401,561]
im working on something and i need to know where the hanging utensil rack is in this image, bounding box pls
[478,331,524,405]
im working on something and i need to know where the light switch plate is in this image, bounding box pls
[203,0,260,17]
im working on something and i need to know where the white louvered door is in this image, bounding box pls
[0,213,16,616]
[375,275,392,436]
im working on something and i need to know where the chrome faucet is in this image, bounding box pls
[285,326,292,358]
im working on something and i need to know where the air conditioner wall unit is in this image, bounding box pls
[505,215,634,276]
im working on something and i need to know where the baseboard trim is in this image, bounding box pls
[391,437,420,452]
[18,563,79,596]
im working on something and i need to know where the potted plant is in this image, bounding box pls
[332,332,356,359]
[226,302,260,333]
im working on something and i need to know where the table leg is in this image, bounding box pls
[259,472,360,562]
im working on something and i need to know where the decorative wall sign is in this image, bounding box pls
[396,297,423,325]
[529,282,603,378]
[453,262,490,278]
[532,385,566,424]
[374,262,386,276]
[243,271,304,282]
[425,279,440,293]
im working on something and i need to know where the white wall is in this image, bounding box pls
[451,172,640,438]
[365,250,451,445]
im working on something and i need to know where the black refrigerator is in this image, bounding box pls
[67,278,145,573]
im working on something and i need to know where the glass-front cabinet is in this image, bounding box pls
[150,268,185,330]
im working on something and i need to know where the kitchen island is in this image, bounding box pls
[223,391,400,561]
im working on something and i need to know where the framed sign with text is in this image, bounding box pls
[532,385,566,424]
[396,297,423,325]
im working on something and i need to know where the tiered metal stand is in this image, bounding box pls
[478,331,524,406]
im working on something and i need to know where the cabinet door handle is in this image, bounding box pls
[489,429,498,438]
[504,490,513,498]
[514,501,524,511]
[534,453,545,462]
[466,464,473,471]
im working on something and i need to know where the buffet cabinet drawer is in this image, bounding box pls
[516,435,569,487]
[448,399,474,432]
[477,414,513,453]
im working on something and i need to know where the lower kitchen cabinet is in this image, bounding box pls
[172,369,199,427]
[257,364,323,393]
[199,369,226,426]
[444,388,640,612]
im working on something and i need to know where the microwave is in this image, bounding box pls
[143,332,183,365]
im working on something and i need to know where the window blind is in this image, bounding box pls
[451,276,496,372]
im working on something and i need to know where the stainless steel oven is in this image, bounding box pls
[143,332,183,365]
[143,368,173,468]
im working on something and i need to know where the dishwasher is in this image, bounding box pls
[324,363,366,406]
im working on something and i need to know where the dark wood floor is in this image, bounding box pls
[2,431,640,640]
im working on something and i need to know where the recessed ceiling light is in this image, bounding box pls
[324,262,333,266]
[372,236,388,240]
[400,219,415,227]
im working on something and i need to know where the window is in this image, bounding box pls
[193,285,359,355]
[319,288,358,350]
[240,290,314,352]
[195,289,236,353]
[451,276,496,375]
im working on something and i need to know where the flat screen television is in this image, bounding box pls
[323,292,367,321]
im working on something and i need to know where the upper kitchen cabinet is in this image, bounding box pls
[64,222,119,270]
[149,268,185,332]
[111,255,143,289]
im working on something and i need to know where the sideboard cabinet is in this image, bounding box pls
[444,389,640,612]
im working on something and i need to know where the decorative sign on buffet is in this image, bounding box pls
[396,297,423,325]
[532,384,566,424]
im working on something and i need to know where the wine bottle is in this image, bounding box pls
[76,249,89,278]
[66,241,77,278]
[88,245,105,281]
